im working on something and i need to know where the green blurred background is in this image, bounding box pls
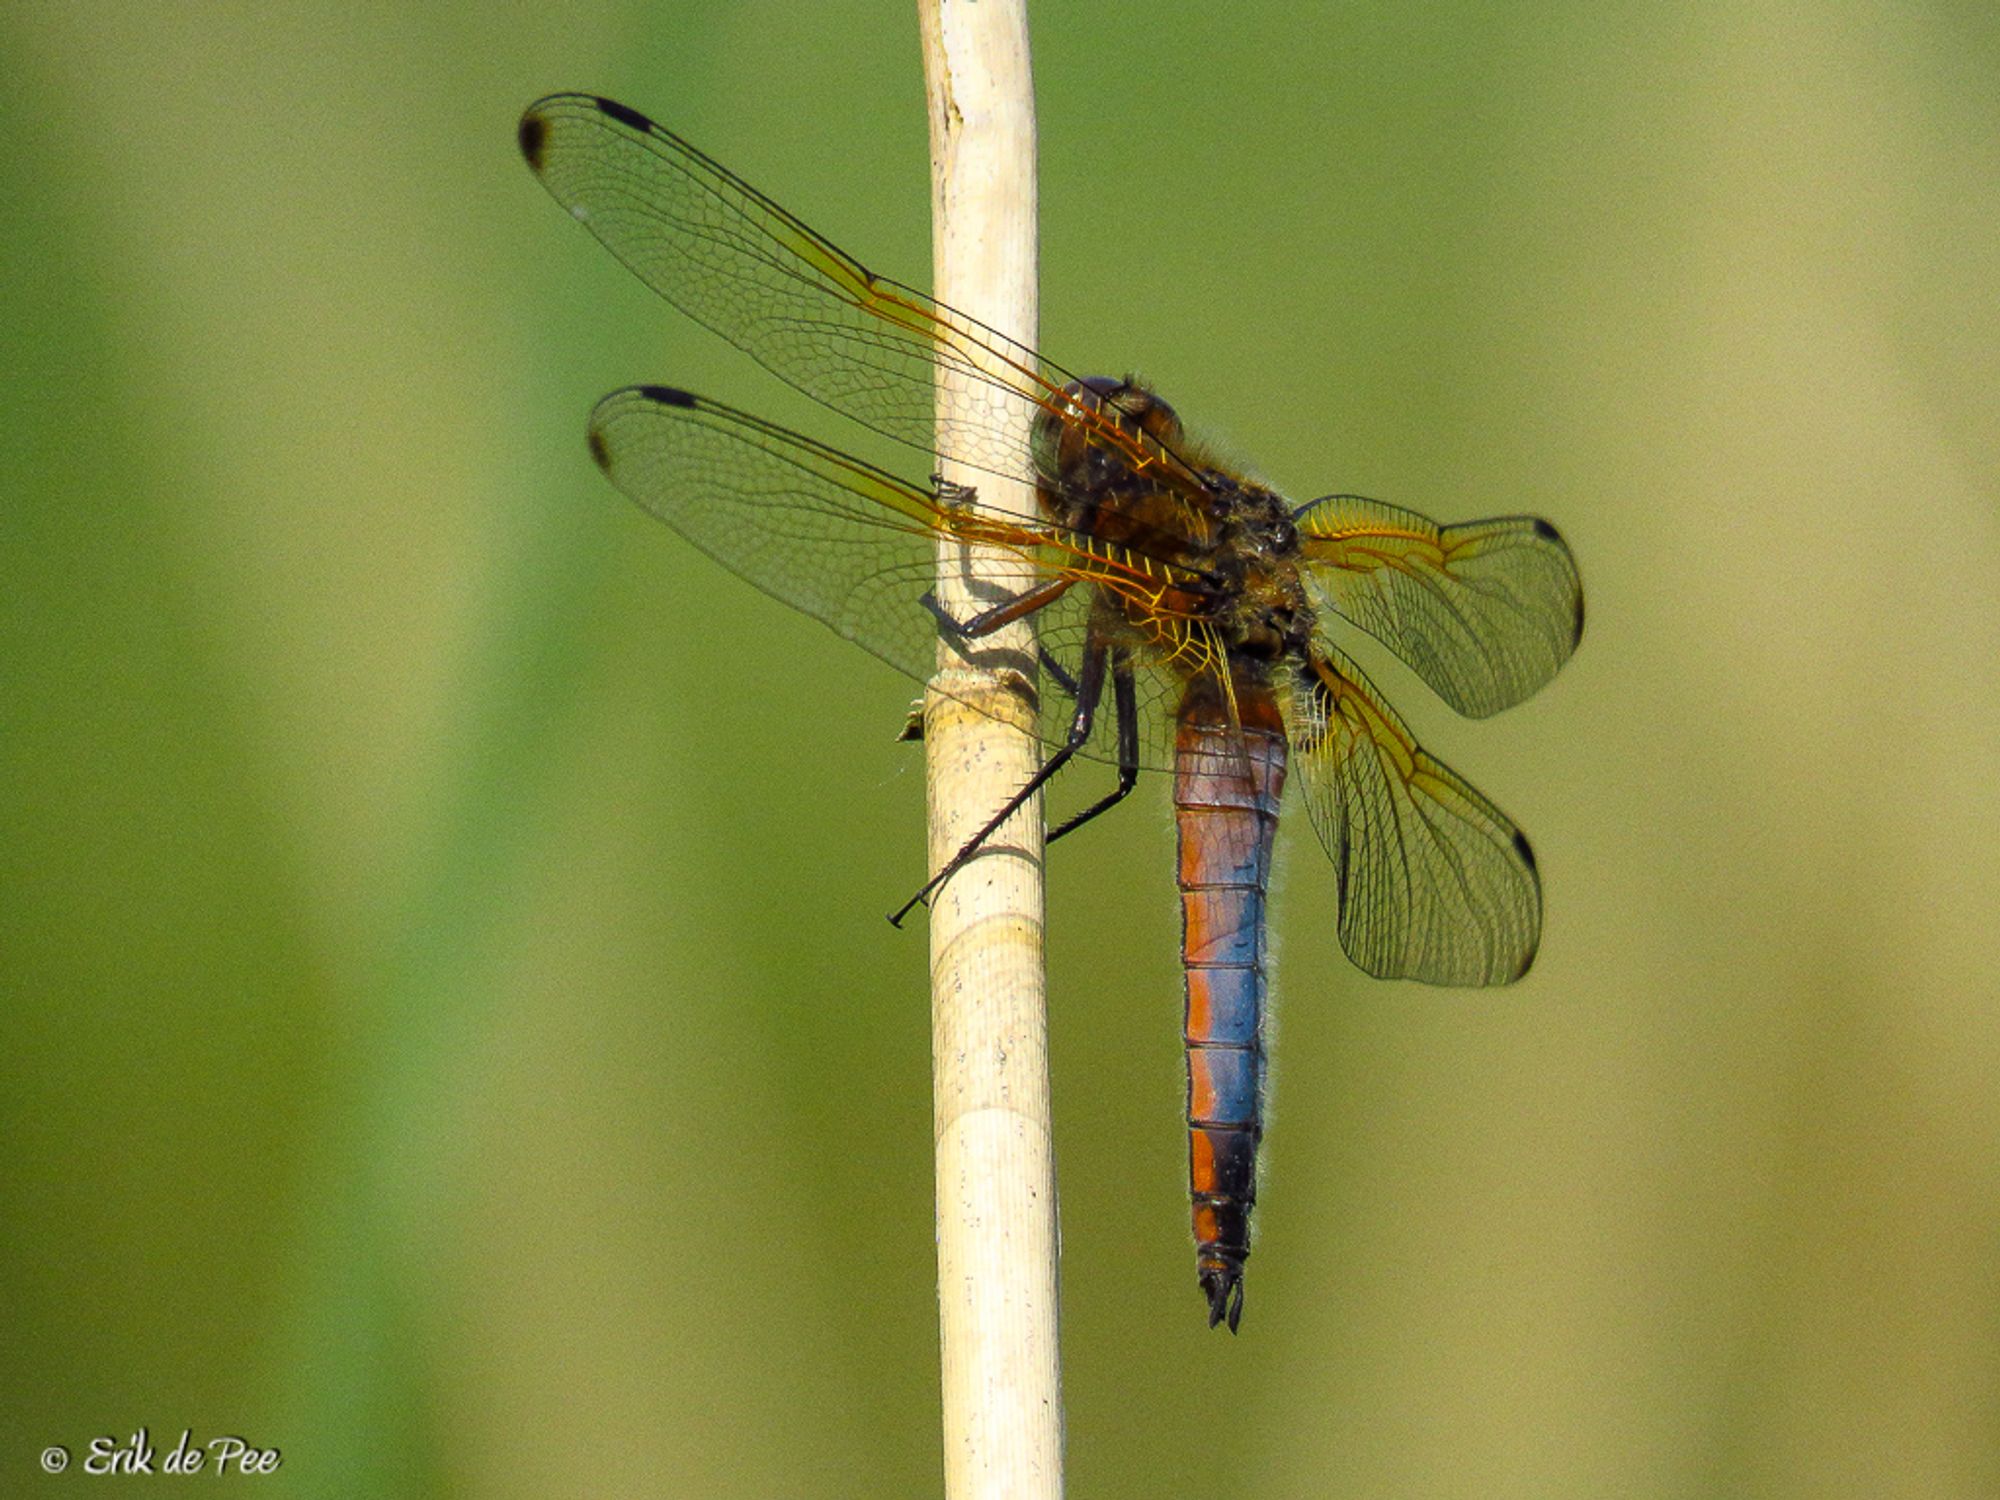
[4,2,1997,1495]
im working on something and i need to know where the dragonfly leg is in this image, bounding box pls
[904,585,1077,742]
[1048,649,1138,843]
[929,474,981,510]
[888,628,1108,927]
[1036,644,1080,702]
[922,576,1075,642]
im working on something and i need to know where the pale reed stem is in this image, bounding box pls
[916,3,1063,1498]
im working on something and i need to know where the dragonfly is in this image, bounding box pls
[519,93,1582,1332]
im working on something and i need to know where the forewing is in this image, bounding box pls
[592,385,1022,679]
[520,93,1203,498]
[1283,643,1541,985]
[588,385,1183,770]
[1295,495,1582,718]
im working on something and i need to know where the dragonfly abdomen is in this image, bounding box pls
[1174,705,1286,1333]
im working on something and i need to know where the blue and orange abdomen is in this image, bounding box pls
[1174,686,1286,1332]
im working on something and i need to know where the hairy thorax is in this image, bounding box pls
[1036,375,1314,675]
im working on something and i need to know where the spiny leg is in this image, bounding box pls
[1048,648,1138,843]
[921,577,1074,642]
[889,627,1109,927]
[920,583,1080,699]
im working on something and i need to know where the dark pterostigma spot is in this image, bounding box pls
[517,111,548,170]
[1532,517,1563,542]
[596,97,653,133]
[1512,828,1537,871]
[636,385,696,408]
[587,427,612,472]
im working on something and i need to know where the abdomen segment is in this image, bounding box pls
[1174,707,1286,1332]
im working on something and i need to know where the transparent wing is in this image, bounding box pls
[520,93,1208,499]
[1294,495,1582,718]
[588,385,1190,771]
[1282,642,1541,985]
[1012,583,1203,774]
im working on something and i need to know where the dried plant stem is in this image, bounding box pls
[916,3,1063,1498]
